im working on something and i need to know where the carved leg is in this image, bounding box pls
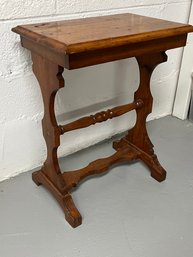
[31,53,82,227]
[114,52,167,182]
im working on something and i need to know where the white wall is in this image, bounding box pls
[0,0,191,181]
[173,1,193,120]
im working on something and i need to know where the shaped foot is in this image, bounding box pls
[140,153,166,182]
[32,170,42,186]
[32,170,82,228]
[113,137,166,182]
[62,194,82,228]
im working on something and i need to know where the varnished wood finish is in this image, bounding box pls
[63,145,139,191]
[31,53,82,227]
[65,34,186,69]
[31,53,65,190]
[12,13,193,227]
[129,53,167,181]
[60,100,143,134]
[12,13,193,69]
[113,52,168,182]
[12,13,193,54]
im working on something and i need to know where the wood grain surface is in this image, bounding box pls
[12,13,193,54]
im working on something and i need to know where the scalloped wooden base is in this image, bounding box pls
[32,136,166,228]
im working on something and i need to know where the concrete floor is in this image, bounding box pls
[0,116,193,257]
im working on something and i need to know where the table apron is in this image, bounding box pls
[21,34,187,69]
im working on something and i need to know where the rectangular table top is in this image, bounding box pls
[12,13,193,55]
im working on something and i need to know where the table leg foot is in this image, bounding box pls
[113,137,166,182]
[151,168,166,182]
[32,170,42,186]
[32,169,82,228]
[139,153,167,182]
[62,194,82,228]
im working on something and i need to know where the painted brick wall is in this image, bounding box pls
[0,0,191,181]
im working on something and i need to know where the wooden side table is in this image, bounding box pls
[12,13,193,228]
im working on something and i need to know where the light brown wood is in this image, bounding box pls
[12,13,193,54]
[60,100,143,134]
[113,52,168,182]
[31,52,82,227]
[12,13,193,228]
[12,13,193,69]
[63,145,139,191]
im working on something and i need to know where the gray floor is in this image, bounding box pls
[1,116,193,257]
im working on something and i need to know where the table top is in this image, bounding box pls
[12,13,193,55]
